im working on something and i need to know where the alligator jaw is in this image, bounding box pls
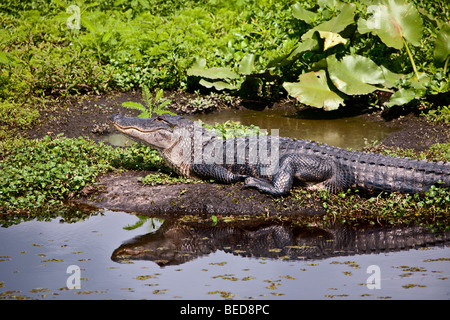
[109,113,175,150]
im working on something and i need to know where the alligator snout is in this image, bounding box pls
[109,113,123,123]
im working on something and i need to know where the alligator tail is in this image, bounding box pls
[343,154,450,195]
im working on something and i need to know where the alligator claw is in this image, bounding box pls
[244,177,261,188]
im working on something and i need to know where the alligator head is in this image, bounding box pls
[110,113,213,176]
[109,113,188,151]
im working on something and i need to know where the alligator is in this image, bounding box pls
[110,113,450,196]
[111,220,450,266]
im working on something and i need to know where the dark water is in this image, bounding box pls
[1,211,449,300]
[192,109,396,150]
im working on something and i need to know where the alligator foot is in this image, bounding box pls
[244,177,291,196]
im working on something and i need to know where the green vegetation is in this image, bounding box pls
[364,142,450,163]
[1,0,448,108]
[201,120,267,139]
[0,135,110,212]
[139,172,198,186]
[0,135,168,213]
[423,105,450,124]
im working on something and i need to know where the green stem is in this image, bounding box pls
[376,87,395,94]
[402,37,420,79]
[444,56,449,75]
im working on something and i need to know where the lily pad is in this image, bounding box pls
[267,38,319,68]
[283,70,345,110]
[199,79,237,91]
[327,55,384,95]
[380,65,406,88]
[187,58,238,80]
[239,53,255,75]
[187,66,238,80]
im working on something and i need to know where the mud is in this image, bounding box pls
[75,170,325,217]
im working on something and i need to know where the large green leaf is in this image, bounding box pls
[283,70,345,111]
[239,53,255,75]
[199,79,237,91]
[434,23,450,65]
[187,58,238,80]
[301,3,355,40]
[357,0,423,49]
[384,88,417,107]
[380,65,407,88]
[318,0,346,9]
[291,3,317,24]
[267,38,319,68]
[187,66,238,80]
[327,55,384,95]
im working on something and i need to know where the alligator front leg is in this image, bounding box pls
[192,163,247,184]
[244,154,334,196]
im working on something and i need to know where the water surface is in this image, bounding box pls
[1,211,448,300]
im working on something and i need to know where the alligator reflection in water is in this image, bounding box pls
[111,220,450,267]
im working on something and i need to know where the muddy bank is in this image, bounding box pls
[75,171,325,217]
[377,114,450,151]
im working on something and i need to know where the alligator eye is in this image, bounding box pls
[156,116,174,129]
[156,116,170,124]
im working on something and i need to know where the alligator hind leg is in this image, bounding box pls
[244,154,334,196]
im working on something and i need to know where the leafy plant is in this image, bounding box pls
[0,135,112,212]
[182,0,448,110]
[0,100,39,129]
[283,70,344,111]
[434,23,450,74]
[109,142,166,171]
[282,0,449,110]
[121,86,174,117]
[423,105,450,124]
[187,53,259,91]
